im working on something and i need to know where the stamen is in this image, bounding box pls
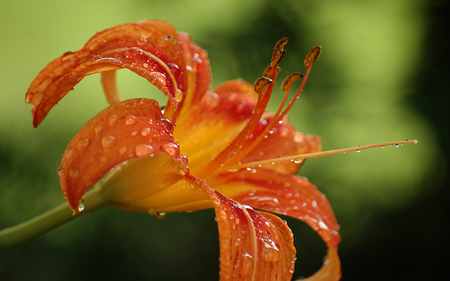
[221,140,418,172]
[254,77,273,94]
[271,37,288,68]
[303,46,322,68]
[224,73,304,167]
[196,42,285,178]
[281,72,304,92]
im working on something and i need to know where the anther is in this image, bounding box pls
[254,77,273,94]
[271,37,288,67]
[262,65,280,80]
[281,72,304,92]
[304,46,322,68]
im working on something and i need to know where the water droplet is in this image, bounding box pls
[251,169,257,174]
[177,154,189,165]
[395,144,399,147]
[125,115,136,125]
[381,146,384,148]
[100,155,108,163]
[293,131,304,143]
[156,212,166,219]
[143,63,149,68]
[150,72,167,86]
[356,150,360,153]
[69,168,80,178]
[175,89,183,102]
[160,118,174,131]
[102,135,116,148]
[57,167,64,176]
[161,142,180,157]
[119,147,127,155]
[107,114,118,125]
[94,125,103,136]
[135,144,154,157]
[203,92,220,108]
[160,105,166,114]
[78,199,85,212]
[294,159,302,164]
[155,35,169,47]
[76,138,90,152]
[140,127,152,136]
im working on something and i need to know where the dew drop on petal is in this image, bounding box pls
[177,154,189,165]
[203,92,220,108]
[107,114,118,125]
[102,135,116,148]
[100,155,108,163]
[119,146,127,155]
[140,127,152,136]
[69,168,80,178]
[161,142,180,157]
[356,150,361,153]
[94,125,103,136]
[135,144,154,157]
[172,89,182,103]
[156,212,166,219]
[77,138,90,152]
[57,167,65,176]
[125,115,136,125]
[78,199,85,213]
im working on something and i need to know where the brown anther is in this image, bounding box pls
[254,77,273,93]
[262,65,281,79]
[303,46,322,68]
[271,37,288,67]
[281,72,304,91]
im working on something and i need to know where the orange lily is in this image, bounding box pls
[24,20,415,280]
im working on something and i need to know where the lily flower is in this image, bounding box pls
[24,20,415,280]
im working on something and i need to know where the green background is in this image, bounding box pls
[0,0,448,280]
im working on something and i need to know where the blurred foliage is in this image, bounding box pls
[0,0,448,280]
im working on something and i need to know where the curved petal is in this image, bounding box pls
[58,98,181,213]
[192,175,296,281]
[209,169,341,280]
[173,32,211,114]
[25,20,210,127]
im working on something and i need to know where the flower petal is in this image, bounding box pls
[193,176,296,281]
[25,20,210,127]
[58,98,183,213]
[209,169,341,280]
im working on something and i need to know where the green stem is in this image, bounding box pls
[0,185,107,250]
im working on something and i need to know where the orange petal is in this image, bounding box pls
[210,169,341,279]
[58,98,180,213]
[173,32,211,115]
[25,20,210,127]
[194,177,296,281]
